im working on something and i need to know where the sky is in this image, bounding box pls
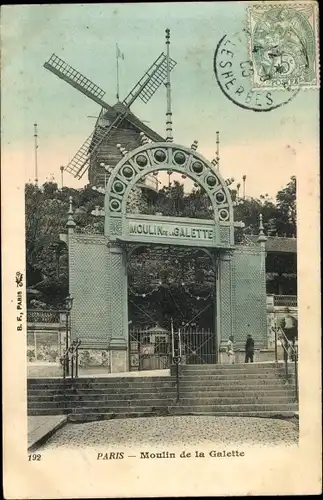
[1,3,319,199]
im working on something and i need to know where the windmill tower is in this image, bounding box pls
[44,51,177,197]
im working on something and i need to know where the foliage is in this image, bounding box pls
[233,177,296,238]
[275,176,296,237]
[25,182,103,306]
[142,181,212,219]
[128,246,216,328]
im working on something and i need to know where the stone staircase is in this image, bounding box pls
[170,363,298,417]
[27,363,298,419]
[27,377,177,418]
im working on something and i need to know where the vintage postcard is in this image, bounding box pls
[2,1,321,498]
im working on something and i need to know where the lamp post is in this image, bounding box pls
[242,175,247,199]
[60,166,64,188]
[65,295,74,376]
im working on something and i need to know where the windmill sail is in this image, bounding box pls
[44,54,115,112]
[65,52,177,179]
[65,111,129,179]
[123,52,176,107]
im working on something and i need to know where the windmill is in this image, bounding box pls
[44,48,177,183]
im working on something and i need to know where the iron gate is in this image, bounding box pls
[179,327,217,364]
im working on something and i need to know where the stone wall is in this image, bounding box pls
[231,246,267,349]
[69,234,111,346]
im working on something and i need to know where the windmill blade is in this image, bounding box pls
[44,54,115,112]
[65,110,129,179]
[122,52,177,108]
[65,52,177,179]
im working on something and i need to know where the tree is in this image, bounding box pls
[25,182,104,306]
[233,176,296,238]
[234,195,279,236]
[275,176,296,237]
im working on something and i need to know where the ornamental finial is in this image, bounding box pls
[140,132,149,145]
[66,196,76,231]
[257,213,267,244]
[117,144,128,156]
[215,131,220,170]
[191,140,198,151]
[165,28,173,143]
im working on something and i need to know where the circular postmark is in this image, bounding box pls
[214,30,299,112]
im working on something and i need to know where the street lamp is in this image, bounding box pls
[65,295,74,376]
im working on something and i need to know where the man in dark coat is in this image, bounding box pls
[245,334,255,363]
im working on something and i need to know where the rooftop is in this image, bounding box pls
[102,102,164,142]
[247,236,297,253]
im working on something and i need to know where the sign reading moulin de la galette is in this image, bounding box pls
[123,215,218,247]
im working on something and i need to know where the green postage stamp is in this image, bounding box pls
[248,2,319,90]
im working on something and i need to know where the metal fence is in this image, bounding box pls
[273,326,298,402]
[273,295,297,307]
[180,328,217,364]
[27,309,65,324]
[128,327,217,371]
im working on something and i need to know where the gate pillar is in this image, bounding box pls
[108,242,129,372]
[217,251,234,355]
[231,246,267,350]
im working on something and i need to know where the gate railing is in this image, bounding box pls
[273,295,297,307]
[27,309,65,324]
[171,319,181,402]
[180,328,217,365]
[60,339,81,379]
[273,326,298,403]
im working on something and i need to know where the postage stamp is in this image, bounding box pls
[248,2,319,90]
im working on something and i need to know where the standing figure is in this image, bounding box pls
[227,335,235,364]
[245,334,255,363]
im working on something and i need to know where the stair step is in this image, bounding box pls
[28,398,174,409]
[179,380,294,387]
[178,389,295,397]
[169,410,298,417]
[179,374,291,380]
[28,387,176,397]
[179,363,292,369]
[28,396,176,404]
[180,365,294,374]
[28,389,295,401]
[27,407,158,416]
[28,376,171,384]
[169,403,298,412]
[27,381,175,390]
[178,397,295,404]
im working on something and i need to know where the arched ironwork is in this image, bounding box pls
[104,142,234,234]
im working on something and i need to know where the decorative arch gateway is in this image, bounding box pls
[104,141,236,367]
[105,141,234,247]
